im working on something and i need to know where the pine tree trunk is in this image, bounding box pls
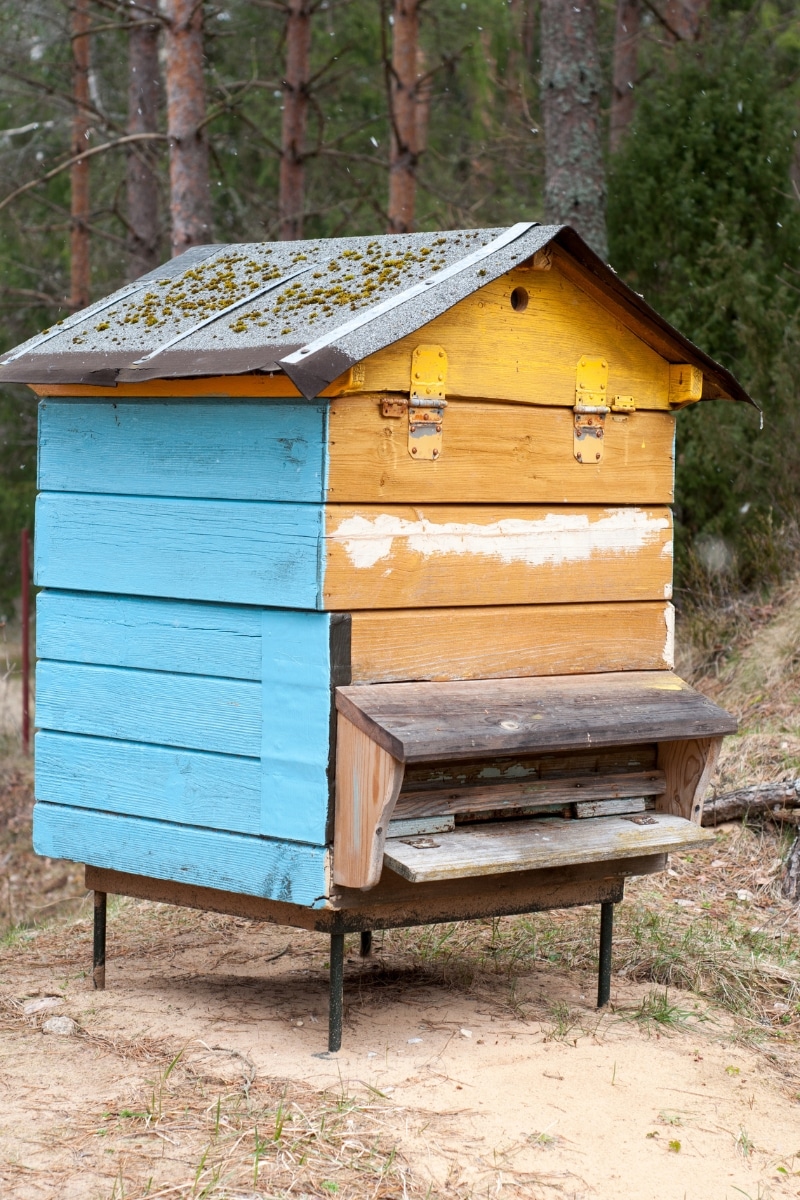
[126,0,161,278]
[540,0,607,260]
[280,0,312,241]
[70,0,91,310]
[387,0,419,234]
[610,0,640,154]
[165,0,213,256]
[661,0,708,42]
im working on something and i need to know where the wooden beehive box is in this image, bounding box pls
[0,223,746,916]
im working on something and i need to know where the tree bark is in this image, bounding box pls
[660,0,708,43]
[280,0,312,241]
[610,0,640,154]
[702,781,800,826]
[70,0,92,310]
[540,0,607,260]
[164,0,213,256]
[387,0,419,235]
[782,836,800,901]
[126,0,161,278]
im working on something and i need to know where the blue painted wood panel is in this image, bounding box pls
[36,660,261,755]
[261,610,333,844]
[38,399,327,501]
[36,590,262,679]
[33,802,328,905]
[35,493,323,607]
[35,731,262,834]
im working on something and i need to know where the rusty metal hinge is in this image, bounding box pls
[574,356,608,463]
[381,344,448,459]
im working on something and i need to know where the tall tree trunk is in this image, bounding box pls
[610,0,640,154]
[540,0,607,260]
[126,0,161,278]
[280,0,312,241]
[165,0,213,256]
[70,0,91,310]
[387,0,419,234]
[661,0,708,42]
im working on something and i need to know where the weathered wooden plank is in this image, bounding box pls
[336,672,737,764]
[393,771,666,819]
[332,715,404,890]
[35,493,322,607]
[36,660,261,755]
[402,744,658,792]
[324,504,673,609]
[348,601,675,682]
[356,265,672,408]
[387,815,455,837]
[38,399,327,500]
[574,797,647,819]
[35,731,262,834]
[384,812,713,882]
[34,803,328,905]
[327,397,675,504]
[86,860,643,931]
[36,590,263,679]
[261,609,338,846]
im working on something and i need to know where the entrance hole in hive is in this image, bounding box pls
[510,286,529,312]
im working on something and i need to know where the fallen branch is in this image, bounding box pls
[702,780,800,826]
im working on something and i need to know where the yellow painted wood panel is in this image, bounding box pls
[347,600,675,682]
[327,396,675,504]
[356,264,671,408]
[323,504,673,610]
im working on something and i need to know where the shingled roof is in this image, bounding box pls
[0,222,754,405]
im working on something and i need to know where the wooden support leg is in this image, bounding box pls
[93,890,107,991]
[328,932,345,1052]
[597,901,614,1008]
[360,930,373,958]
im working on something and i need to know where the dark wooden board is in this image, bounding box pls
[336,672,737,764]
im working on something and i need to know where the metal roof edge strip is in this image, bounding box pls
[130,263,316,366]
[279,221,538,372]
[0,281,149,365]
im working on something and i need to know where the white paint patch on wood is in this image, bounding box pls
[663,603,675,668]
[331,508,671,571]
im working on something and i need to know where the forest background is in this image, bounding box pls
[0,0,798,615]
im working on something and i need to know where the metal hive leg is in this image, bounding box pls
[359,930,372,958]
[328,932,345,1052]
[93,890,107,991]
[597,901,614,1008]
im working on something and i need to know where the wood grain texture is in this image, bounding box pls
[393,770,666,819]
[261,609,335,846]
[384,812,713,882]
[336,672,738,764]
[36,590,263,679]
[35,493,322,606]
[402,745,658,792]
[323,504,674,610]
[332,714,404,890]
[38,399,327,501]
[35,730,261,833]
[357,265,671,408]
[36,660,261,755]
[348,601,675,682]
[657,736,723,823]
[87,858,667,930]
[327,396,675,504]
[34,803,329,905]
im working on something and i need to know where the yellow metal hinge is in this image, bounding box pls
[408,344,448,460]
[574,356,608,463]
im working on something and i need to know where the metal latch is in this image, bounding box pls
[408,344,447,460]
[574,356,608,463]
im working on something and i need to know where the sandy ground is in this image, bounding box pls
[1,895,799,1200]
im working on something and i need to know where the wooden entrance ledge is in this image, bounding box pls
[333,671,737,890]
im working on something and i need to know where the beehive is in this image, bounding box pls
[0,223,744,1044]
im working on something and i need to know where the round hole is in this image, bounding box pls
[510,287,528,312]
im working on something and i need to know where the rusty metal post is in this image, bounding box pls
[20,529,30,755]
[359,930,372,958]
[597,900,614,1008]
[328,932,344,1052]
[93,890,107,990]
